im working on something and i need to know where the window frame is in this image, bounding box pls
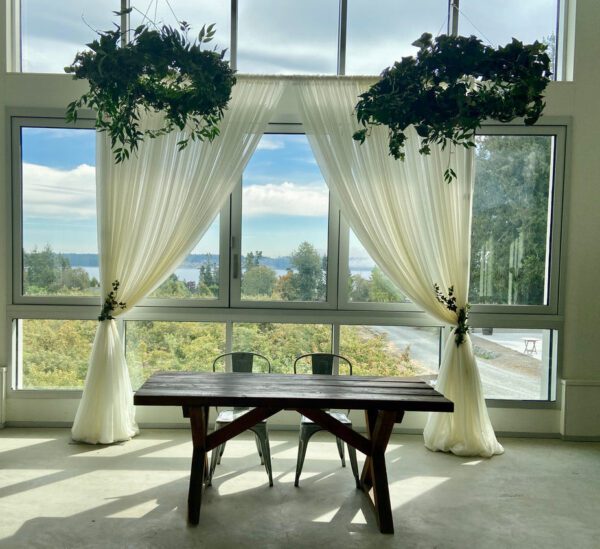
[8,0,568,80]
[469,121,567,317]
[11,112,99,307]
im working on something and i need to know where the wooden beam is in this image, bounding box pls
[296,407,371,456]
[205,407,281,452]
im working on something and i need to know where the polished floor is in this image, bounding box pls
[0,428,599,549]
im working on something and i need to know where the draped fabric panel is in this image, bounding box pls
[297,79,503,457]
[72,79,284,444]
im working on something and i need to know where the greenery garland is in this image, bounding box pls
[353,33,551,182]
[65,11,236,163]
[98,280,127,321]
[434,284,470,346]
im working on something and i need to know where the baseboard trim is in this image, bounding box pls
[561,434,600,442]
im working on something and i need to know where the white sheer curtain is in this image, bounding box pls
[297,79,503,457]
[72,78,284,444]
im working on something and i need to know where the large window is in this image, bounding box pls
[11,1,563,79]
[10,114,566,402]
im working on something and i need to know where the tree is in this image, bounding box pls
[242,265,277,297]
[152,273,192,298]
[348,273,371,302]
[244,250,263,270]
[287,241,326,301]
[198,261,219,297]
[23,245,95,295]
[369,267,406,302]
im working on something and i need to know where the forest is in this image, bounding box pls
[21,242,426,389]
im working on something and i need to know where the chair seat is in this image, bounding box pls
[300,410,351,425]
[215,408,267,424]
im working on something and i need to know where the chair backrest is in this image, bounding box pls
[293,353,352,376]
[212,352,271,373]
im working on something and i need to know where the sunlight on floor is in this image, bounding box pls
[0,437,57,452]
[390,476,450,508]
[107,499,160,519]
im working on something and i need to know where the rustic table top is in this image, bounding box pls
[134,371,453,412]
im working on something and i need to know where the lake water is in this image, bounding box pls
[80,266,374,283]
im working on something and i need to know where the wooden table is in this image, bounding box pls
[134,371,453,534]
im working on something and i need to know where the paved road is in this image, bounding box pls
[368,326,544,400]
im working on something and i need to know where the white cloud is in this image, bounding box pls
[257,135,286,151]
[22,163,96,219]
[243,182,328,217]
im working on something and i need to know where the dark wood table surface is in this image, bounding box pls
[134,371,453,534]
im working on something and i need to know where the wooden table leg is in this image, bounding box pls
[363,410,397,534]
[188,406,208,525]
[360,409,378,490]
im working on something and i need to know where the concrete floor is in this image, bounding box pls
[0,429,599,549]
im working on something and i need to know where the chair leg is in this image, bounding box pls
[252,424,273,487]
[348,443,360,489]
[254,432,264,465]
[261,430,274,487]
[217,442,225,464]
[295,425,319,487]
[336,437,346,467]
[207,442,219,487]
[208,421,224,486]
[294,437,307,487]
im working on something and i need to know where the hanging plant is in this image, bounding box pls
[353,33,551,181]
[65,10,236,163]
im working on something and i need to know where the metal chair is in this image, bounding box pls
[293,353,360,488]
[207,352,273,487]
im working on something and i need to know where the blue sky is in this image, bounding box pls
[22,129,331,259]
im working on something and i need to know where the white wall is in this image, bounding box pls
[0,0,598,438]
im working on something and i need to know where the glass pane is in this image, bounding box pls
[21,127,99,297]
[469,135,553,306]
[458,0,558,75]
[233,323,332,373]
[130,0,230,60]
[148,215,220,299]
[346,0,449,75]
[340,325,440,377]
[20,319,97,389]
[125,321,226,389]
[241,135,329,302]
[21,0,115,73]
[237,0,338,74]
[473,328,552,400]
[348,231,409,304]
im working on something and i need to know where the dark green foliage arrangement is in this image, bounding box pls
[353,33,551,181]
[98,280,127,321]
[434,284,470,346]
[65,11,236,163]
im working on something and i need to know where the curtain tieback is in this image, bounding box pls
[98,280,127,321]
[434,283,470,346]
